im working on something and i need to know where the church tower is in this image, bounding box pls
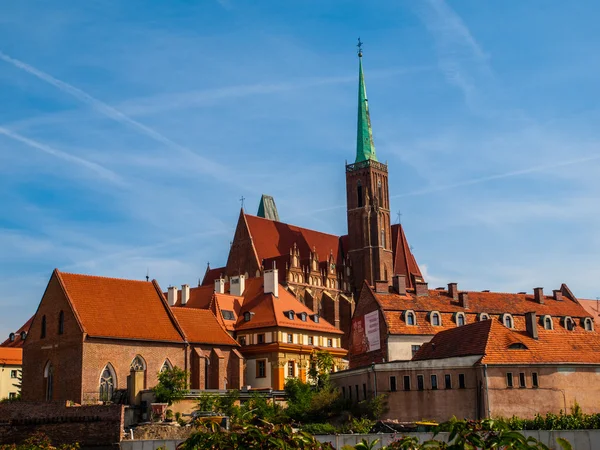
[346,44,393,292]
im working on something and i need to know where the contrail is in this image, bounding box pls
[0,51,224,175]
[0,127,124,185]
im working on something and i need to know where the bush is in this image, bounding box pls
[300,423,339,435]
[152,367,189,405]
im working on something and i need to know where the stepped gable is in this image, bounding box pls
[1,316,33,348]
[390,224,423,288]
[414,319,600,365]
[57,270,183,342]
[170,307,238,346]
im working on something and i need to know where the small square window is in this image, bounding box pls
[10,370,18,379]
[390,376,397,392]
[459,373,466,389]
[417,375,424,391]
[403,375,411,391]
[444,374,452,389]
[411,345,421,357]
[532,372,539,388]
[506,373,514,388]
[431,374,438,390]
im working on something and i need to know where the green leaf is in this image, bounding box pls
[556,437,573,450]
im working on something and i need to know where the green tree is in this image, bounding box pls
[152,367,189,405]
[308,350,335,387]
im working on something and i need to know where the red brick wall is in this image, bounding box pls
[189,345,241,390]
[349,286,388,368]
[0,401,123,447]
[22,273,84,403]
[81,338,186,402]
[226,213,260,278]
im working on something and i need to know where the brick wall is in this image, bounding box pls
[22,273,84,403]
[189,345,241,390]
[0,401,123,447]
[225,212,260,278]
[349,285,388,368]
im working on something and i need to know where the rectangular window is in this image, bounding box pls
[403,375,411,391]
[506,373,514,388]
[411,345,421,357]
[287,333,293,343]
[10,370,17,379]
[327,338,333,347]
[288,361,295,377]
[459,373,466,389]
[256,360,266,378]
[532,372,539,388]
[308,336,314,345]
[355,385,359,399]
[342,386,346,398]
[417,375,424,391]
[390,376,397,392]
[239,336,246,346]
[444,374,452,389]
[363,383,367,400]
[519,372,526,388]
[257,334,265,344]
[431,374,438,390]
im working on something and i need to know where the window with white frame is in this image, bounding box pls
[502,313,514,329]
[430,311,441,326]
[455,312,466,326]
[405,310,416,325]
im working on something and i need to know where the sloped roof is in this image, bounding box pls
[1,316,33,348]
[171,285,215,309]
[414,319,600,365]
[577,299,600,327]
[57,271,184,342]
[0,347,23,365]
[390,224,423,289]
[244,214,343,266]
[170,308,238,346]
[201,266,226,287]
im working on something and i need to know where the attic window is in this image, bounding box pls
[9,333,15,342]
[502,313,514,329]
[405,310,416,326]
[430,311,441,326]
[563,316,575,331]
[584,317,594,331]
[455,312,466,327]
[312,314,320,323]
[300,312,307,322]
[20,331,27,341]
[479,313,490,321]
[286,310,295,320]
[542,315,553,330]
[508,343,528,350]
[243,312,252,322]
[222,310,235,321]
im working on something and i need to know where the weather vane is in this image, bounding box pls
[357,38,363,57]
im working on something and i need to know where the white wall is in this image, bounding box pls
[0,365,20,400]
[387,335,433,361]
[245,359,272,389]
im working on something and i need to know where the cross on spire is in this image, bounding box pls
[357,37,363,57]
[239,195,245,209]
[397,211,403,225]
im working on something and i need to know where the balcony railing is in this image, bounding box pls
[346,159,388,173]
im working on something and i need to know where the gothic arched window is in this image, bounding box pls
[378,180,383,206]
[44,361,54,401]
[99,364,116,402]
[41,315,46,339]
[357,181,363,207]
[161,360,173,372]
[381,229,385,249]
[130,355,146,371]
[58,311,64,335]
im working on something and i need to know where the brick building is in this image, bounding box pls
[331,316,600,421]
[22,270,242,403]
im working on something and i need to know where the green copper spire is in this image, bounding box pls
[355,40,378,163]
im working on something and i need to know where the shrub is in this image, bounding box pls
[152,367,189,405]
[300,423,339,435]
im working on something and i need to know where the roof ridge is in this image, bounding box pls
[244,213,341,239]
[59,271,151,284]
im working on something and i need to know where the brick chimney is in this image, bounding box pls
[167,286,178,306]
[415,281,428,297]
[214,277,225,294]
[534,287,544,304]
[264,269,279,298]
[525,311,538,339]
[392,275,407,295]
[230,275,246,296]
[552,290,563,301]
[448,283,458,300]
[374,280,389,294]
[181,284,190,306]
[459,292,469,309]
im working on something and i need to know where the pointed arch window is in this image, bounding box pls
[584,318,594,331]
[563,316,575,331]
[44,362,54,401]
[542,315,553,330]
[357,181,363,207]
[381,229,386,249]
[430,311,441,326]
[58,311,64,335]
[41,315,46,339]
[378,180,383,206]
[161,360,173,372]
[99,364,116,402]
[455,312,466,327]
[130,355,146,372]
[405,310,416,326]
[502,313,514,329]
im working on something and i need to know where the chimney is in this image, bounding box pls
[534,287,544,304]
[167,286,178,306]
[415,281,428,297]
[230,275,246,296]
[214,278,225,294]
[392,275,407,295]
[458,292,469,309]
[525,311,538,339]
[264,269,279,298]
[374,280,389,294]
[552,290,563,301]
[181,284,190,306]
[448,283,458,300]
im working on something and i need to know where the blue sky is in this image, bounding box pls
[2,0,600,338]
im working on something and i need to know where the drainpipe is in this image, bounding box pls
[371,362,377,398]
[483,364,491,418]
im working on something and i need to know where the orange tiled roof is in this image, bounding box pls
[577,299,600,327]
[244,214,343,266]
[171,285,215,309]
[57,271,184,342]
[370,285,591,335]
[201,266,226,287]
[1,316,33,348]
[170,308,238,346]
[0,347,22,365]
[414,319,600,365]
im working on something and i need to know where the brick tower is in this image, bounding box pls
[346,44,393,292]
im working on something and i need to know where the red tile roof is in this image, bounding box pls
[414,319,600,365]
[577,299,600,327]
[170,308,238,346]
[244,214,343,266]
[1,316,33,348]
[201,266,226,287]
[171,285,214,309]
[57,271,184,342]
[390,224,423,289]
[0,347,22,365]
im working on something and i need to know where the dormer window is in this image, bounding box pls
[9,333,15,342]
[286,310,295,320]
[243,312,251,322]
[563,316,575,331]
[430,311,441,326]
[405,310,416,326]
[455,312,466,327]
[312,314,320,323]
[300,312,307,322]
[583,317,594,331]
[478,313,490,321]
[222,310,235,321]
[502,313,514,329]
[541,315,553,330]
[508,343,528,350]
[20,331,27,341]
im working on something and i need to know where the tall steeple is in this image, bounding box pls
[355,40,378,163]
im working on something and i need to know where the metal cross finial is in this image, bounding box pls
[397,211,403,225]
[240,195,246,209]
[357,38,363,57]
